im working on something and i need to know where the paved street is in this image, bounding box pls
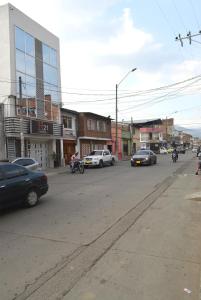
[0,152,201,300]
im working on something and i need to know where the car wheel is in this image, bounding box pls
[99,160,104,168]
[25,189,38,207]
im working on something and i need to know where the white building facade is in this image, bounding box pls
[0,3,63,168]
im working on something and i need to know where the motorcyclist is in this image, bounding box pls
[70,152,79,169]
[195,152,201,175]
[172,148,178,161]
[196,146,201,157]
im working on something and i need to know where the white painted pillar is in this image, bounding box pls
[60,138,65,166]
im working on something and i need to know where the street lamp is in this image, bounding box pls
[115,68,137,159]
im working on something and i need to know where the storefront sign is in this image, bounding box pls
[30,120,53,135]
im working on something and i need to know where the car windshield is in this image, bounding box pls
[89,151,103,156]
[136,150,150,155]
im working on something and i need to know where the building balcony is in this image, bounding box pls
[140,127,162,133]
[4,117,63,137]
[63,128,77,139]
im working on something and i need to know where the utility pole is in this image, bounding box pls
[175,30,201,46]
[19,76,24,157]
[115,83,118,159]
[115,68,137,159]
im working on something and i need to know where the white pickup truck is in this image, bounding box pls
[83,150,115,168]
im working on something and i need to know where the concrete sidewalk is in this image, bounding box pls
[63,160,201,300]
[45,166,68,177]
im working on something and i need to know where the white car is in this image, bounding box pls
[192,148,198,153]
[12,157,41,171]
[160,147,168,154]
[83,150,115,168]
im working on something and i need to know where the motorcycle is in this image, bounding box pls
[70,160,85,174]
[172,152,178,163]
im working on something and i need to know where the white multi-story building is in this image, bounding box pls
[0,3,63,168]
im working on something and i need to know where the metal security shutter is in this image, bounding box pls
[81,143,90,157]
[7,138,16,161]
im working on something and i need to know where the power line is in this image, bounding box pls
[119,76,201,113]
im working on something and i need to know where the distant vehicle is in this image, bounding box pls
[0,163,48,209]
[177,146,185,154]
[159,147,168,154]
[12,157,40,171]
[131,150,157,166]
[83,150,115,168]
[192,147,198,153]
[167,147,174,153]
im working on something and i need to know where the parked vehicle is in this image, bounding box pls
[192,147,198,153]
[159,147,168,154]
[167,147,174,153]
[131,150,157,166]
[83,150,115,168]
[70,160,84,174]
[0,163,48,209]
[12,157,40,171]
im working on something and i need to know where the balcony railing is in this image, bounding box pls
[4,117,63,137]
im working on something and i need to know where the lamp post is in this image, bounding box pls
[115,68,137,159]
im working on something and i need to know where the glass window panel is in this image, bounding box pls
[44,100,52,120]
[25,75,36,98]
[16,50,25,73]
[28,98,36,117]
[43,64,58,85]
[52,104,59,122]
[63,117,67,128]
[51,89,59,103]
[44,83,52,102]
[45,84,59,103]
[49,48,57,67]
[42,44,49,63]
[67,117,72,129]
[16,97,27,116]
[25,33,35,57]
[15,27,25,52]
[26,55,35,76]
[16,72,26,95]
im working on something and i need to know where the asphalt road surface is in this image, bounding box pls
[0,151,195,300]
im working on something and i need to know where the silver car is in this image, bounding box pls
[12,158,41,171]
[131,150,157,166]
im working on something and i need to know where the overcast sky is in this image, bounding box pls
[1,0,201,127]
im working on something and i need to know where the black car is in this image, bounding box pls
[0,163,48,209]
[131,150,157,166]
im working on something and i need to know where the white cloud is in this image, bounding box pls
[1,0,200,123]
[170,59,201,82]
